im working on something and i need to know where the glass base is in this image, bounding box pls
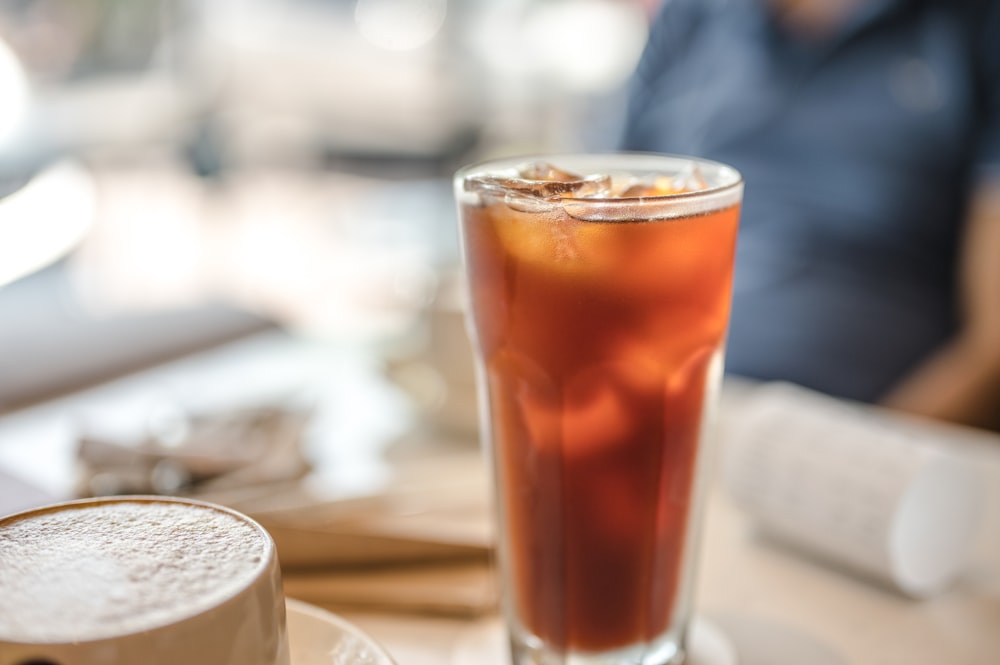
[452,617,736,665]
[510,637,683,665]
[506,619,738,665]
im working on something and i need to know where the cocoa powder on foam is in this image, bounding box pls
[0,501,268,643]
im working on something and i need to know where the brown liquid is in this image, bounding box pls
[461,196,739,652]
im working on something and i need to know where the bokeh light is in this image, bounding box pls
[0,38,28,147]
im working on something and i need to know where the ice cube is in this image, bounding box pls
[673,161,708,192]
[466,162,612,201]
[490,196,621,269]
[502,182,612,214]
[563,355,664,458]
[490,350,562,453]
[517,161,582,182]
[571,174,613,198]
[617,175,680,198]
[613,163,709,198]
[503,190,556,214]
[473,175,611,200]
[514,162,613,199]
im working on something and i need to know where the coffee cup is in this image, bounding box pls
[0,496,289,665]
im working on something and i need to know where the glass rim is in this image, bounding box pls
[454,151,744,204]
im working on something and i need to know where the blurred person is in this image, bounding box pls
[621,0,1000,431]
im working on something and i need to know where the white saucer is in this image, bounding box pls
[708,614,845,665]
[287,599,396,665]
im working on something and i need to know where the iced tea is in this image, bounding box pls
[457,154,742,664]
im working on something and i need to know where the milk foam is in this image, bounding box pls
[0,500,268,643]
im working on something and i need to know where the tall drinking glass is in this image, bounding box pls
[455,154,743,665]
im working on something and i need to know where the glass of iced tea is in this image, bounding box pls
[455,154,742,665]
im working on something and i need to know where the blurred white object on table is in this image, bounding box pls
[722,382,989,597]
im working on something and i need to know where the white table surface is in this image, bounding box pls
[1,331,998,665]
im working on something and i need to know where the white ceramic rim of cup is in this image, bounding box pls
[0,494,277,645]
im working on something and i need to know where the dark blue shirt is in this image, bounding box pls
[623,0,1000,402]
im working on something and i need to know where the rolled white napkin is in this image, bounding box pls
[722,382,987,597]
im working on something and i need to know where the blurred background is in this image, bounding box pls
[0,0,657,412]
[2,6,999,655]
